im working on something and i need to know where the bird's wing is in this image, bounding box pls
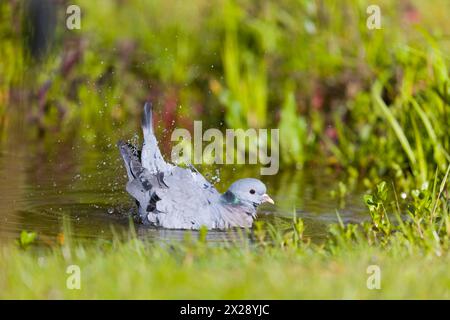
[118,140,168,221]
[151,166,221,229]
[117,140,141,182]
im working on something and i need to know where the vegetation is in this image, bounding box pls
[1,233,449,299]
[0,0,449,299]
[2,0,449,170]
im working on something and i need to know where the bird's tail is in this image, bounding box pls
[140,102,169,173]
[141,102,154,139]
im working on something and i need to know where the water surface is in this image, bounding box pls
[0,115,368,245]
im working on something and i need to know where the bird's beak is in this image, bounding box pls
[261,194,275,204]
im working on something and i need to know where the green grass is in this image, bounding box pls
[1,226,449,299]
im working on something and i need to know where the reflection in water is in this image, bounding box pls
[0,115,368,245]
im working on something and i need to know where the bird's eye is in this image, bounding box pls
[249,189,255,194]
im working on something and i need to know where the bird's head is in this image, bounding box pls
[225,178,274,210]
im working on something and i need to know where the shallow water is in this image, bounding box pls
[0,115,368,245]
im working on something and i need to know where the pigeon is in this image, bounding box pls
[118,102,274,230]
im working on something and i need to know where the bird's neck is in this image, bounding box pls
[220,190,241,205]
[218,191,257,229]
[221,190,256,212]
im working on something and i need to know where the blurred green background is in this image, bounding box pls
[1,0,449,184]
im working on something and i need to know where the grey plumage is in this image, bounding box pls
[118,102,274,230]
[141,102,172,174]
